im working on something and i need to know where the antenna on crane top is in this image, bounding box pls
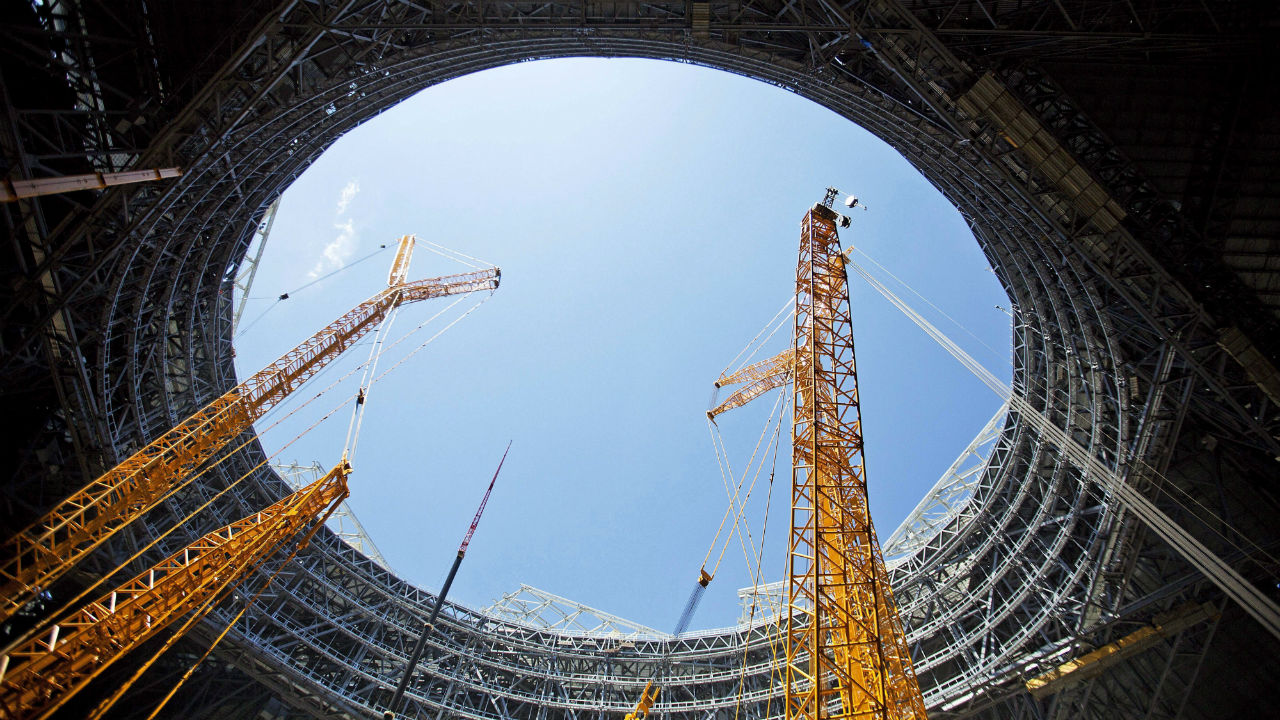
[383,442,512,720]
[822,186,840,208]
[818,187,856,228]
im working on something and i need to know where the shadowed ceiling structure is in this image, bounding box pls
[2,2,1278,719]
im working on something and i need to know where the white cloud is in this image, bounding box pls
[307,180,361,278]
[309,218,358,278]
[336,180,360,214]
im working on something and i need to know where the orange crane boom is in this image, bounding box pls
[0,462,350,720]
[0,261,498,623]
[624,682,660,720]
[708,349,795,420]
[785,201,926,720]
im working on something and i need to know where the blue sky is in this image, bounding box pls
[232,58,1010,633]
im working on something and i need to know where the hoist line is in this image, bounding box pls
[845,253,1280,571]
[725,387,790,579]
[733,387,788,720]
[138,547,298,720]
[246,282,476,435]
[701,422,736,573]
[1001,330,1280,573]
[703,386,787,582]
[711,423,754,578]
[234,298,281,338]
[86,572,232,720]
[846,257,1005,396]
[251,289,475,451]
[704,395,767,579]
[857,243,1278,574]
[343,302,402,463]
[3,290,488,657]
[843,251,1280,641]
[1012,369,1276,569]
[368,290,494,386]
[722,386,787,581]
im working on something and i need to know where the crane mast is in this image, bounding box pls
[785,201,926,720]
[0,462,350,720]
[0,238,498,623]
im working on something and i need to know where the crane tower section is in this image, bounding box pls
[786,202,926,720]
[0,260,498,624]
[0,462,350,720]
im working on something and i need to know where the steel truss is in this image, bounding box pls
[3,2,1278,719]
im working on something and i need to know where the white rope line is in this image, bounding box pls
[720,296,795,379]
[704,420,739,577]
[848,254,1278,568]
[731,388,790,577]
[419,239,492,270]
[706,383,789,581]
[849,244,1006,362]
[254,292,473,431]
[843,252,1280,641]
[370,291,493,385]
[343,301,401,463]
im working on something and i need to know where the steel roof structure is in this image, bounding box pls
[2,2,1278,719]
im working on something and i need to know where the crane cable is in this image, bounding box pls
[716,297,794,384]
[1,289,491,657]
[844,249,1280,638]
[238,237,491,339]
[342,302,402,462]
[844,251,1280,572]
[732,388,789,720]
[237,244,395,338]
[418,238,494,270]
[847,244,1006,364]
[121,290,496,715]
[368,290,493,387]
[0,376,362,658]
[701,381,790,586]
[671,376,787,647]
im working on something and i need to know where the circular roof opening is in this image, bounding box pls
[230,58,1011,633]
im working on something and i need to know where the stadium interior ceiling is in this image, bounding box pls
[2,1,1278,719]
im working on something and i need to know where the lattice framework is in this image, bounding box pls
[2,2,1277,719]
[786,205,926,719]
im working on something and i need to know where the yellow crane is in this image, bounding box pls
[0,236,499,623]
[786,195,926,720]
[0,461,350,720]
[711,192,925,719]
[625,682,660,720]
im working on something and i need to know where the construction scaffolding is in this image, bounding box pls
[3,1,1277,718]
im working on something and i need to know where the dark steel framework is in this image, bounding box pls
[2,2,1277,719]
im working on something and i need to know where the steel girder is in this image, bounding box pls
[3,2,1278,719]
